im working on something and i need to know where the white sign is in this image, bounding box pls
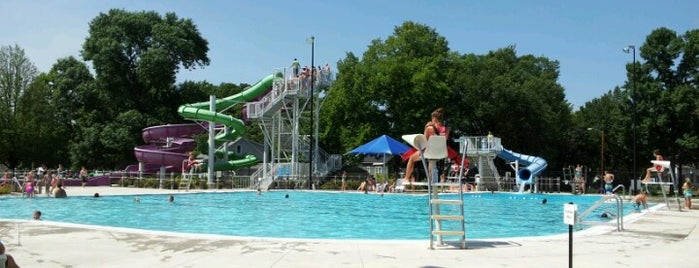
[563,203,577,226]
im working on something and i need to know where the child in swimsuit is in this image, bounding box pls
[25,180,34,198]
[682,178,694,209]
[603,171,614,194]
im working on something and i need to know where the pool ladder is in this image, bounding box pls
[417,135,467,249]
[576,194,624,231]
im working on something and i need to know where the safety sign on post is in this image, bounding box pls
[563,202,577,268]
[564,202,577,226]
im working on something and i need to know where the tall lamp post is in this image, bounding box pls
[307,36,315,189]
[587,128,605,175]
[623,45,637,192]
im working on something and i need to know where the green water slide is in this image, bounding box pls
[177,72,281,170]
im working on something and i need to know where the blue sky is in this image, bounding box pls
[1,1,697,109]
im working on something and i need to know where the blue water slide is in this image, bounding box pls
[496,147,548,185]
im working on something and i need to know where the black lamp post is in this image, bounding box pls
[623,45,637,192]
[308,36,315,189]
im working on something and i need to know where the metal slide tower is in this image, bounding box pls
[246,68,339,189]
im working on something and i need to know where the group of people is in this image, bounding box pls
[356,176,390,193]
[0,164,80,198]
[290,59,332,90]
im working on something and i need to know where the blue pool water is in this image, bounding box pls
[0,191,629,239]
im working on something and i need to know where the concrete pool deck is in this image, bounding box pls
[1,186,697,267]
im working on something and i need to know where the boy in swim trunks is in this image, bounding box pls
[632,191,648,211]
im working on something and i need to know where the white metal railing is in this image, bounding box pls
[576,194,624,231]
[455,136,502,154]
[612,184,626,196]
[246,69,334,119]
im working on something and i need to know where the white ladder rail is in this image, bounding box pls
[408,135,466,250]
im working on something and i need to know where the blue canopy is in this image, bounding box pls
[347,135,411,156]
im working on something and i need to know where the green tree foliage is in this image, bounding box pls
[0,44,38,170]
[16,74,74,167]
[77,9,210,168]
[322,21,570,170]
[636,28,699,164]
[44,57,96,168]
[575,27,698,179]
[448,48,570,167]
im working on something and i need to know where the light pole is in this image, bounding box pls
[307,36,315,189]
[623,45,637,192]
[587,128,605,175]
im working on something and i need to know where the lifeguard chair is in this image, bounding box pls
[402,134,467,249]
[642,160,682,210]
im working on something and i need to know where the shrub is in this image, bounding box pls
[0,184,12,195]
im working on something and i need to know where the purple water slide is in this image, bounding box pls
[134,124,207,169]
[142,123,207,143]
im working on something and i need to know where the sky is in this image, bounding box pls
[1,0,697,110]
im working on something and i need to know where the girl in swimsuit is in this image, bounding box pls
[682,178,694,209]
[403,108,447,183]
[24,172,35,198]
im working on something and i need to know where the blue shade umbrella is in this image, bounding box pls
[346,135,411,179]
[347,135,411,156]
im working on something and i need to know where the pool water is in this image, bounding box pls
[0,191,628,240]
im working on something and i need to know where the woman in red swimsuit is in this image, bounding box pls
[642,149,664,182]
[402,108,447,183]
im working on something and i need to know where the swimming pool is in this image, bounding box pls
[0,191,627,239]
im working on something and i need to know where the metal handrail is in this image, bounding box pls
[612,184,626,196]
[576,194,624,231]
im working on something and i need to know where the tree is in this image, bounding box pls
[78,9,210,168]
[322,22,571,173]
[636,28,699,165]
[574,27,699,180]
[42,57,97,168]
[16,74,72,167]
[0,44,38,170]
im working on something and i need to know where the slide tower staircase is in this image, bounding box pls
[459,136,502,191]
[246,69,340,190]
